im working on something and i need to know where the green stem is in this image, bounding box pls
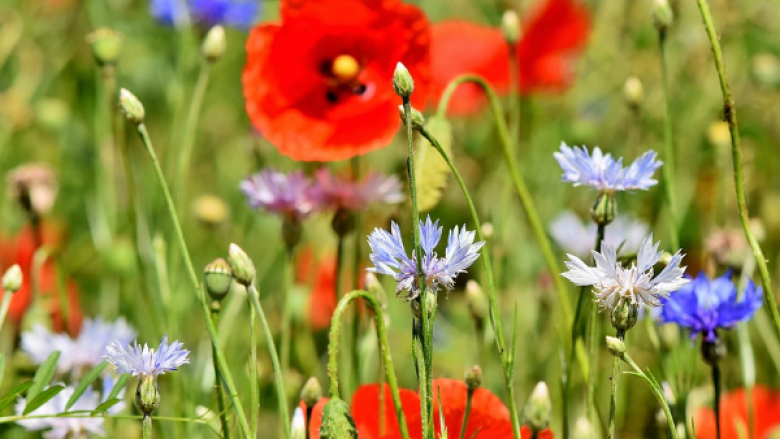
[607,331,625,439]
[507,43,521,144]
[458,390,475,439]
[175,62,211,201]
[143,415,152,439]
[281,252,293,376]
[249,297,258,439]
[334,233,352,397]
[620,352,678,439]
[695,0,780,345]
[0,291,13,331]
[210,303,231,439]
[436,75,573,329]
[246,283,291,439]
[712,364,721,439]
[327,290,411,439]
[658,28,679,249]
[132,123,252,439]
[587,224,607,433]
[419,127,520,439]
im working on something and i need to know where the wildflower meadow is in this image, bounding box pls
[2,0,780,438]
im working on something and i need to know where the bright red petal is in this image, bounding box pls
[308,256,337,330]
[432,378,514,438]
[521,425,554,439]
[694,386,780,439]
[351,383,423,439]
[300,398,329,439]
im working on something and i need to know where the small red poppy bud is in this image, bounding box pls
[393,62,414,98]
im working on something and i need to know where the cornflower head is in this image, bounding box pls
[660,271,762,342]
[150,0,258,29]
[562,234,688,331]
[310,167,404,212]
[367,216,484,301]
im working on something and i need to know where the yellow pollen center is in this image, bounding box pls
[331,55,360,82]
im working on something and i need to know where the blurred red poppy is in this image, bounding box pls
[430,0,590,115]
[694,385,780,439]
[303,379,553,439]
[243,0,431,162]
[0,224,83,336]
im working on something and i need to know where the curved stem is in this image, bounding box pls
[620,352,678,439]
[695,0,780,344]
[712,364,721,439]
[133,123,252,439]
[327,290,412,439]
[436,75,573,329]
[175,62,211,201]
[247,283,291,439]
[142,415,152,439]
[658,29,679,250]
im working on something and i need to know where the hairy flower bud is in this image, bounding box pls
[86,27,123,66]
[465,365,482,391]
[392,62,414,98]
[228,243,256,287]
[606,336,626,358]
[524,382,552,433]
[466,280,488,325]
[301,377,323,409]
[2,264,22,293]
[319,398,358,439]
[590,191,616,226]
[135,375,161,416]
[611,299,639,333]
[623,76,644,109]
[119,88,145,124]
[653,0,674,31]
[202,25,226,63]
[501,10,520,44]
[365,272,387,309]
[204,258,232,301]
[398,105,425,130]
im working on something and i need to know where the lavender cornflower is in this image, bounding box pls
[367,216,484,300]
[549,210,649,258]
[240,170,319,221]
[104,335,190,378]
[310,167,404,211]
[150,0,258,29]
[660,271,762,342]
[562,234,688,312]
[554,142,663,192]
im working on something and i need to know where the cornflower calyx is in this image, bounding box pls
[204,257,232,301]
[228,243,256,286]
[136,375,161,416]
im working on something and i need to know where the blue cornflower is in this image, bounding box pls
[104,335,190,378]
[660,271,762,341]
[554,142,663,192]
[150,0,259,29]
[367,216,484,300]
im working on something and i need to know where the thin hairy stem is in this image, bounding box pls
[658,29,680,249]
[249,298,258,439]
[620,352,678,439]
[458,389,475,439]
[587,224,607,432]
[607,331,625,439]
[143,415,152,439]
[210,303,231,439]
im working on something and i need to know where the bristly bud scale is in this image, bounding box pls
[392,62,414,98]
[204,258,232,301]
[119,88,145,124]
[653,0,674,31]
[301,377,323,409]
[606,336,626,358]
[86,27,123,67]
[524,381,552,433]
[227,243,256,287]
[623,76,644,109]
[135,375,161,416]
[202,25,226,63]
[465,365,482,391]
[611,299,638,333]
[398,105,425,130]
[590,191,616,226]
[501,10,520,44]
[319,398,358,439]
[2,264,22,293]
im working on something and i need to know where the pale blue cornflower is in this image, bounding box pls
[104,335,190,378]
[240,170,320,221]
[309,167,404,211]
[367,216,484,300]
[562,234,688,310]
[554,142,662,192]
[150,0,259,29]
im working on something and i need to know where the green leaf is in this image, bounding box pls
[23,385,64,415]
[27,351,61,401]
[65,362,108,410]
[415,116,453,212]
[93,398,121,413]
[105,374,131,401]
[0,381,34,412]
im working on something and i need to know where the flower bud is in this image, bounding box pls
[606,336,626,358]
[465,365,482,391]
[623,76,644,109]
[701,337,726,366]
[466,280,488,325]
[202,25,226,63]
[319,398,358,439]
[573,416,595,439]
[291,407,306,439]
[282,219,303,252]
[7,163,58,218]
[524,381,552,433]
[653,0,674,31]
[301,377,323,409]
[392,62,414,98]
[611,300,638,333]
[590,191,616,226]
[119,88,145,124]
[2,264,22,293]
[135,375,161,416]
[501,10,520,44]
[365,272,387,310]
[204,258,232,301]
[228,243,256,287]
[86,27,123,66]
[398,105,425,130]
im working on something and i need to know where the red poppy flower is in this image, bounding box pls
[303,379,553,439]
[694,385,780,439]
[243,0,431,162]
[0,224,83,336]
[430,0,590,115]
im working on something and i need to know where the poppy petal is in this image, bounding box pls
[352,383,423,439]
[432,378,514,438]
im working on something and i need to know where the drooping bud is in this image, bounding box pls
[319,398,358,439]
[524,381,552,433]
[2,264,23,293]
[119,88,145,124]
[701,337,726,366]
[590,191,616,226]
[653,0,674,31]
[202,25,226,63]
[392,62,414,98]
[573,416,595,439]
[606,336,626,358]
[365,272,387,309]
[501,10,520,44]
[7,164,58,218]
[204,258,232,301]
[282,219,303,252]
[466,280,488,325]
[610,299,638,333]
[398,105,425,130]
[86,27,123,67]
[135,375,161,416]
[623,76,644,109]
[291,407,306,439]
[227,243,256,287]
[465,365,482,391]
[301,377,323,409]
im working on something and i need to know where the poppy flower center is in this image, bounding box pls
[331,55,361,82]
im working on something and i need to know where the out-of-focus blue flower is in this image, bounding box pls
[150,0,259,29]
[367,216,484,300]
[660,271,762,341]
[240,170,320,221]
[562,234,688,310]
[309,168,404,211]
[554,142,662,192]
[549,210,649,258]
[105,335,190,378]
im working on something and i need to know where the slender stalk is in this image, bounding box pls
[210,303,231,439]
[132,123,252,439]
[587,224,607,433]
[0,291,13,331]
[436,75,573,328]
[247,283,291,439]
[607,331,625,439]
[658,28,680,249]
[305,406,313,439]
[712,364,721,439]
[419,127,521,439]
[249,298,258,439]
[334,233,352,397]
[695,0,780,344]
[143,415,152,439]
[175,62,211,201]
[281,252,293,374]
[327,290,411,439]
[620,352,678,439]
[507,44,521,144]
[458,390,474,439]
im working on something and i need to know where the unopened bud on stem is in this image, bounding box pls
[501,10,520,44]
[301,377,323,409]
[319,398,357,439]
[653,0,674,31]
[465,365,482,391]
[2,264,22,293]
[202,25,226,62]
[393,62,414,98]
[204,258,232,301]
[524,381,552,433]
[119,88,145,124]
[228,243,256,286]
[398,105,425,130]
[86,27,123,66]
[623,76,644,109]
[606,336,626,358]
[135,375,161,416]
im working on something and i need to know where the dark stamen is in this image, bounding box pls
[353,84,367,95]
[325,90,338,103]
